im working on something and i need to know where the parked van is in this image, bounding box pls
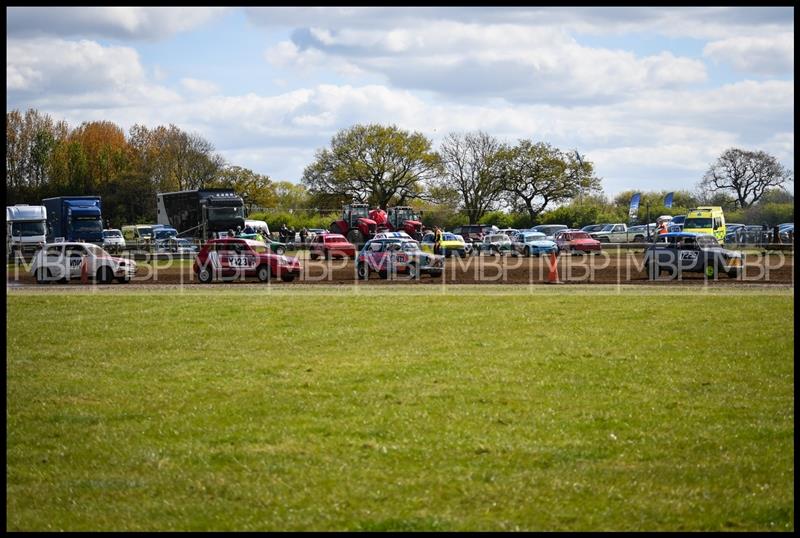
[245,219,270,236]
[683,206,726,242]
[122,225,155,250]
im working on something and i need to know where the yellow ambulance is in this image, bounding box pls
[683,206,726,242]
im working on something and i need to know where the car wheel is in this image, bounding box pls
[256,264,271,283]
[324,249,330,260]
[197,265,213,283]
[356,263,370,280]
[309,253,318,260]
[429,269,443,278]
[378,270,388,279]
[275,246,286,255]
[634,235,644,242]
[96,266,113,284]
[704,264,717,279]
[281,274,295,282]
[408,263,419,280]
[727,267,742,279]
[117,276,130,284]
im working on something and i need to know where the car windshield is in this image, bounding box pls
[442,233,459,241]
[85,244,110,257]
[154,228,177,239]
[325,235,347,242]
[402,242,421,252]
[597,224,615,232]
[570,232,590,239]
[103,230,121,237]
[525,233,545,241]
[684,218,712,228]
[11,221,46,236]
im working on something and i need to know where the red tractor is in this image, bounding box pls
[369,206,424,241]
[330,203,378,245]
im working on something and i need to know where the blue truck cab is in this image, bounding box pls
[42,196,104,244]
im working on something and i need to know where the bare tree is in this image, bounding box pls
[699,148,792,208]
[436,131,504,223]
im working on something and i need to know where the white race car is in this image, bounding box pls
[31,242,137,284]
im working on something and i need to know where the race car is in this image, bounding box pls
[553,229,602,255]
[193,238,301,283]
[308,232,357,259]
[356,237,444,280]
[30,242,137,284]
[478,233,514,256]
[510,231,557,257]
[643,232,743,279]
[420,231,468,258]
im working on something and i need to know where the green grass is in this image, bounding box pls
[6,286,794,531]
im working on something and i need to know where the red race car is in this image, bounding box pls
[308,232,357,260]
[554,229,602,255]
[193,238,302,283]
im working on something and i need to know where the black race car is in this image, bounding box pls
[643,232,743,279]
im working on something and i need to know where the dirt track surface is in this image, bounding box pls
[7,251,794,288]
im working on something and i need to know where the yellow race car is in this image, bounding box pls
[420,231,468,257]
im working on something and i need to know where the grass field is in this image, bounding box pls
[6,286,794,531]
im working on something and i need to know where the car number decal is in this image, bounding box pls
[680,251,698,260]
[227,256,254,267]
[69,257,83,267]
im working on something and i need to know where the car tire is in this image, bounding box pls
[96,266,113,284]
[356,263,370,280]
[281,274,295,282]
[197,265,213,284]
[309,253,318,261]
[727,267,742,279]
[324,249,330,260]
[429,269,443,278]
[378,270,388,279]
[634,235,644,242]
[256,264,271,283]
[704,264,717,279]
[275,246,286,255]
[408,263,419,280]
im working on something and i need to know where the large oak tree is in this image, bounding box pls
[302,123,440,210]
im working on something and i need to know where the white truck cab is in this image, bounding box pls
[6,204,47,260]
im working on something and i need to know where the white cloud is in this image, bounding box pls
[6,37,181,108]
[244,7,793,41]
[271,22,707,103]
[703,32,794,75]
[7,7,222,41]
[180,78,220,96]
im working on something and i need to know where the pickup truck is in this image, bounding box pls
[591,223,656,243]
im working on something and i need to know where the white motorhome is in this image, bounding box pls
[6,204,47,259]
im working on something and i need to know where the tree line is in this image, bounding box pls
[6,109,793,230]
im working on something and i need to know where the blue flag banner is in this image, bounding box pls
[628,193,641,219]
[664,192,674,209]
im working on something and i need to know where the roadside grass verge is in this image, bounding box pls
[6,289,794,531]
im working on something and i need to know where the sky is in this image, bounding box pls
[6,6,795,197]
